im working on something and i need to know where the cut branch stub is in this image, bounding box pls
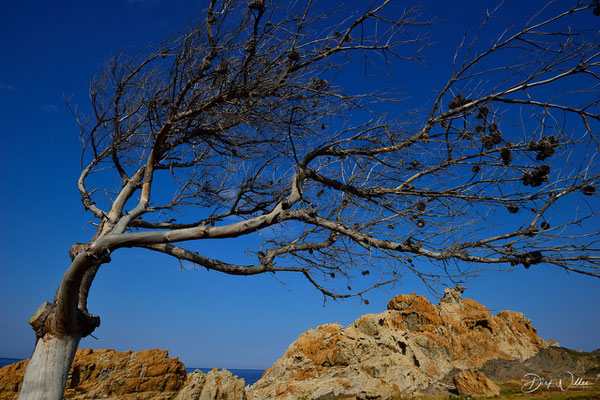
[29,300,100,339]
[29,301,53,338]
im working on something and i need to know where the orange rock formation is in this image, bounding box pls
[252,286,550,399]
[2,287,568,400]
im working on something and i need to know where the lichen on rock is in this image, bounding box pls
[0,349,186,400]
[251,288,550,399]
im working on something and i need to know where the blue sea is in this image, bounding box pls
[0,358,22,368]
[186,368,264,386]
[0,358,264,386]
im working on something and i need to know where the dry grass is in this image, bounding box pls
[399,380,600,400]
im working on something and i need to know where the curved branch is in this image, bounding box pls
[144,243,303,275]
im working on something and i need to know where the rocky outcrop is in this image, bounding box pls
[251,286,550,399]
[65,349,187,399]
[453,370,501,397]
[0,349,187,400]
[0,348,257,400]
[174,369,249,400]
[3,289,597,399]
[251,322,412,399]
[0,349,255,400]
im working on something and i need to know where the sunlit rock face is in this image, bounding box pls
[175,369,250,400]
[0,349,187,400]
[251,286,549,399]
[64,349,187,399]
[1,288,582,400]
[0,349,253,400]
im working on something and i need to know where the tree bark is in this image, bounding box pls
[18,334,81,400]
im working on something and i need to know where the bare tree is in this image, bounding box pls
[18,0,600,398]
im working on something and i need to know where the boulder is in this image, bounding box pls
[453,370,501,397]
[174,369,250,400]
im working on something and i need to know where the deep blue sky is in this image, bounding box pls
[0,1,598,370]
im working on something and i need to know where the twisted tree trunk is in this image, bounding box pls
[18,245,105,400]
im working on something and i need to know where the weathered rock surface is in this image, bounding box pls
[174,369,249,400]
[3,289,598,399]
[0,348,255,400]
[0,360,28,399]
[66,348,187,399]
[0,348,187,400]
[453,370,501,397]
[251,286,550,399]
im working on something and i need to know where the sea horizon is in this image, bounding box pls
[0,358,265,386]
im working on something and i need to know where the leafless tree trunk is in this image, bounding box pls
[18,335,80,400]
[19,1,600,398]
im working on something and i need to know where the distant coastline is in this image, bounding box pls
[185,368,264,385]
[0,358,264,386]
[0,358,21,369]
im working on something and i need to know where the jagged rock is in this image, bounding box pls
[251,288,548,399]
[65,348,187,399]
[453,370,500,397]
[4,290,594,399]
[437,284,465,319]
[0,349,187,400]
[0,349,252,400]
[174,369,249,400]
[252,322,410,399]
